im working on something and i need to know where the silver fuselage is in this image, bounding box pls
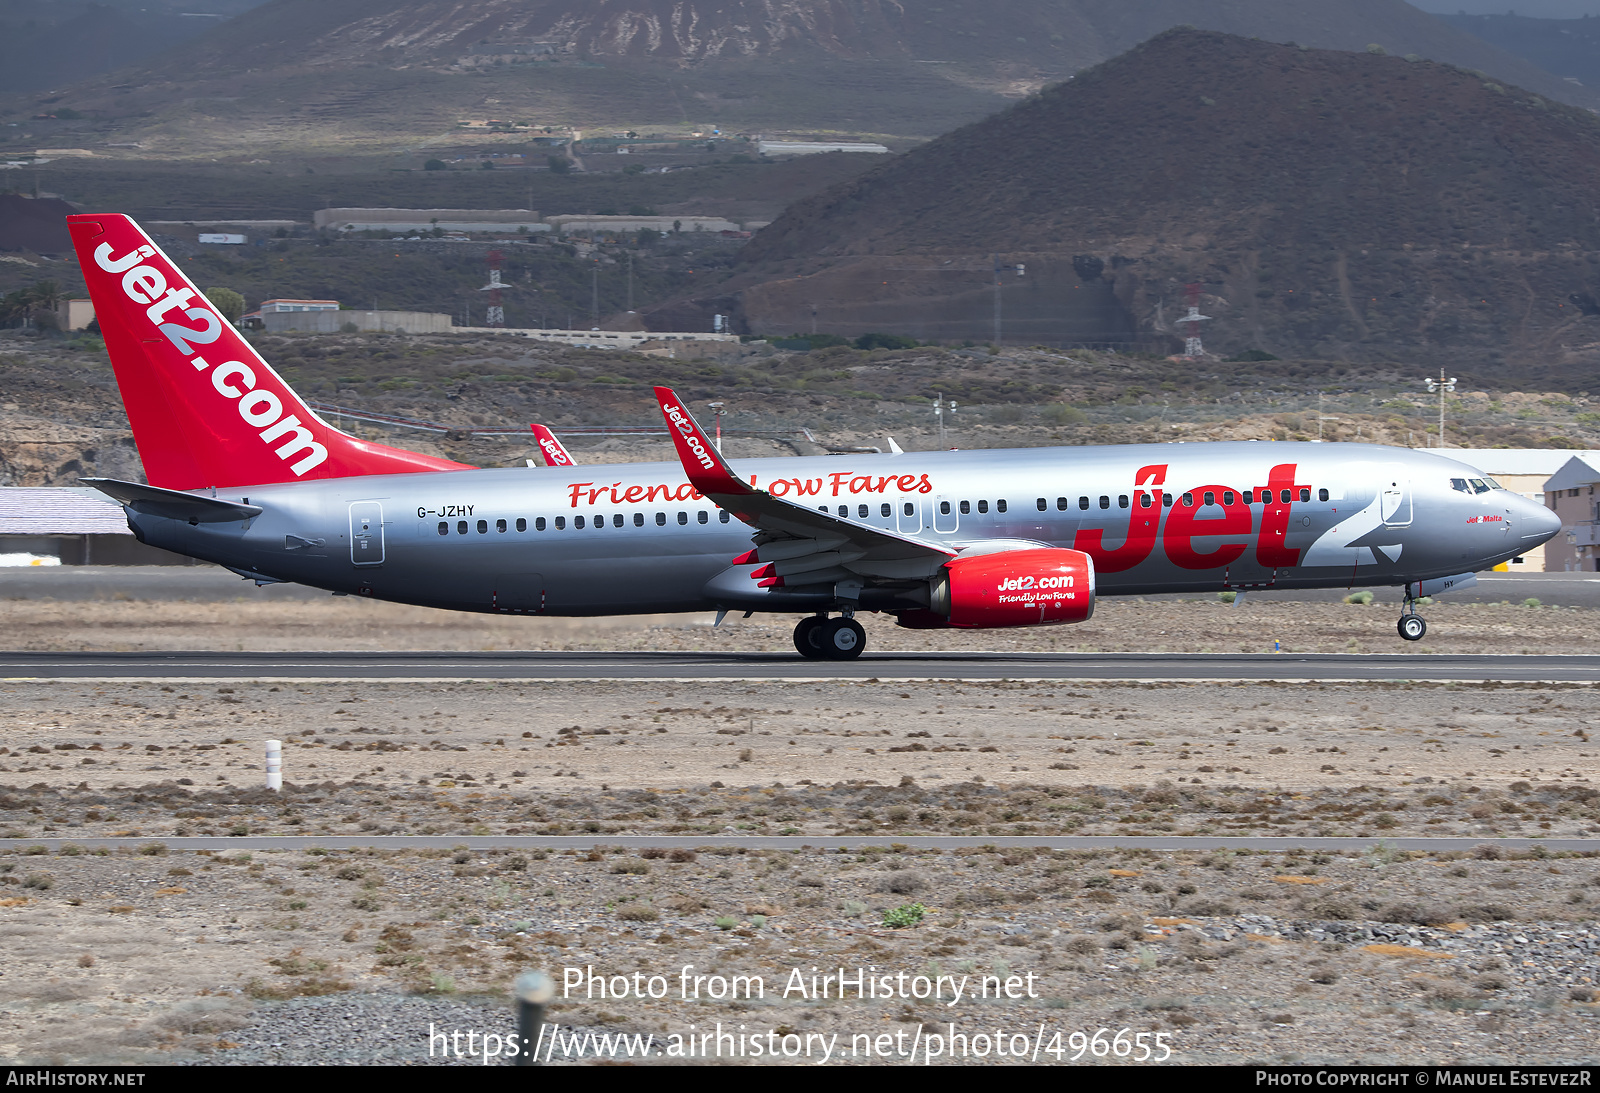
[124,442,1561,616]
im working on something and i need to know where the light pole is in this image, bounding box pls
[1423,369,1456,448]
[707,401,726,452]
[933,392,957,446]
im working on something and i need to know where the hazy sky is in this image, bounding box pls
[1412,1,1600,15]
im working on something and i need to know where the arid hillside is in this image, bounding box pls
[4,0,1594,154]
[721,30,1600,374]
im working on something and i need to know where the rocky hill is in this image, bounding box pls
[6,0,1596,155]
[715,29,1600,377]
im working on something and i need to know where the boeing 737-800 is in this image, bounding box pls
[66,214,1562,659]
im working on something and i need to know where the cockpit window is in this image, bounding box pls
[1469,478,1490,494]
[1449,478,1470,493]
[1484,477,1504,490]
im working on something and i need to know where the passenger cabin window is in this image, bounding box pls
[554,517,565,530]
[1203,491,1215,506]
[978,500,989,514]
[838,505,848,517]
[1139,494,1152,508]
[533,518,543,531]
[457,520,468,534]
[939,501,951,515]
[517,518,527,532]
[1318,489,1329,502]
[719,511,730,523]
[678,512,688,525]
[656,512,666,526]
[1298,488,1311,502]
[575,516,586,529]
[959,501,970,515]
[861,504,872,518]
[1162,493,1173,507]
[633,513,644,527]
[1078,496,1089,510]
[1281,490,1292,504]
[496,519,507,533]
[613,514,624,528]
[1056,497,1068,510]
[437,521,448,536]
[698,511,708,524]
[996,500,1007,513]
[1181,493,1194,507]
[1036,497,1047,511]
[882,503,893,518]
[903,502,914,517]
[1245,490,1255,503]
[1099,495,1110,509]
[1222,492,1234,506]
[1118,495,1129,509]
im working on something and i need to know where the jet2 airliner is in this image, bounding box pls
[67,214,1561,659]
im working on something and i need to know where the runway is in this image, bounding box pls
[6,565,1600,605]
[0,650,1595,682]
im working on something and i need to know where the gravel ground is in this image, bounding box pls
[2,605,1596,1066]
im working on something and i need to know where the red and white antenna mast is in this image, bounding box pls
[481,249,509,328]
[1180,281,1211,359]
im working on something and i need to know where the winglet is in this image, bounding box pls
[529,424,577,467]
[653,386,756,497]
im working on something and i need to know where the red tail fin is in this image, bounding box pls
[529,423,577,467]
[68,214,472,490]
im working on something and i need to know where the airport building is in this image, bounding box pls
[545,214,742,235]
[314,208,545,234]
[1541,453,1600,572]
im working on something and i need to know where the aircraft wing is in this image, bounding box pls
[652,386,954,587]
[529,424,577,467]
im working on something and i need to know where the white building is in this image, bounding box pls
[314,208,545,234]
[545,214,741,235]
[756,141,889,156]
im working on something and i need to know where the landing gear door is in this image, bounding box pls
[1380,474,1412,528]
[350,501,385,566]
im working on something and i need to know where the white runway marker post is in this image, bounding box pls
[265,739,282,791]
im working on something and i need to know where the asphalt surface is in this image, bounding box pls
[4,565,1599,606]
[1,650,1597,682]
[1,836,1594,853]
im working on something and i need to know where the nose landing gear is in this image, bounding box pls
[1398,587,1427,642]
[793,613,866,659]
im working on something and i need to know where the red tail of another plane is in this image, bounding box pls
[529,423,577,467]
[68,214,472,490]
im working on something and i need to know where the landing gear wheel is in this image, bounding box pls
[821,617,866,660]
[1398,614,1427,642]
[793,616,828,659]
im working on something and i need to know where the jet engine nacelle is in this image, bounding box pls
[924,547,1096,628]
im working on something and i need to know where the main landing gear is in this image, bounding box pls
[1397,590,1427,642]
[794,612,866,660]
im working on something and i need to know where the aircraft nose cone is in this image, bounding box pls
[1521,498,1562,542]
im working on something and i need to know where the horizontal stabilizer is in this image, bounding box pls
[81,477,263,523]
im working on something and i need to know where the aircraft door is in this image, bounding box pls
[350,501,385,566]
[1380,474,1412,527]
[933,495,959,533]
[897,498,924,535]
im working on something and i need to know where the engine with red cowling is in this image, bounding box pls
[910,547,1096,629]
